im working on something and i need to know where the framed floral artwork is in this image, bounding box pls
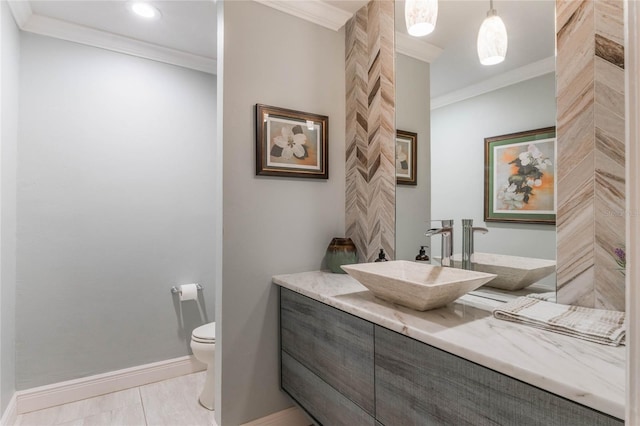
[396,130,417,185]
[255,104,328,179]
[484,127,556,224]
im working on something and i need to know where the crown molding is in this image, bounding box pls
[253,0,353,31]
[431,55,556,109]
[6,0,32,28]
[395,32,443,63]
[6,1,216,75]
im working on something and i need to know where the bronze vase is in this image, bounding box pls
[326,237,358,273]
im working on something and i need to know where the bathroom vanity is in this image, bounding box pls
[274,271,625,426]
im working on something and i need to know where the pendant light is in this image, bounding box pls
[477,0,508,65]
[405,0,438,37]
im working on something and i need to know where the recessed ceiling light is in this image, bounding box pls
[129,2,161,20]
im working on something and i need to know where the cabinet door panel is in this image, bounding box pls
[282,351,376,426]
[281,288,375,415]
[375,326,622,426]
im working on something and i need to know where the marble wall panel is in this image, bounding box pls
[556,0,625,310]
[345,0,395,262]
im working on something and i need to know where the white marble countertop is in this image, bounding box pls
[272,271,626,420]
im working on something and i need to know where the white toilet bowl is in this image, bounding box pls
[190,322,215,410]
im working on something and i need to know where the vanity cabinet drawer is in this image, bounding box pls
[374,326,623,426]
[280,288,375,415]
[282,351,376,426]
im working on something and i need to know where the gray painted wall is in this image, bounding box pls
[220,2,345,424]
[1,0,19,412]
[431,74,556,273]
[395,54,431,261]
[16,33,216,389]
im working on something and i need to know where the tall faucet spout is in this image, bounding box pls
[425,228,451,237]
[426,220,454,267]
[462,219,488,270]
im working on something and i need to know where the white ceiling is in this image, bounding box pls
[29,0,217,59]
[395,0,556,98]
[12,0,554,98]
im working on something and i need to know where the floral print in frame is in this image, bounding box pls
[484,127,556,224]
[255,104,328,179]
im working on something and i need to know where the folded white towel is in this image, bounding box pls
[493,297,626,346]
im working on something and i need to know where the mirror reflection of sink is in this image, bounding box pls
[341,260,497,311]
[450,253,556,291]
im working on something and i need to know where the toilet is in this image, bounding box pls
[190,322,216,410]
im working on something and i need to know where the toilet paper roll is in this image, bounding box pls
[179,283,199,302]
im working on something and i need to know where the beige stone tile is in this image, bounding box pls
[557,266,596,306]
[557,57,594,116]
[557,98,594,179]
[557,0,587,33]
[595,34,624,68]
[594,169,626,312]
[595,56,625,94]
[595,64,625,119]
[594,242,626,312]
[557,151,595,207]
[596,128,625,173]
[595,0,624,46]
[17,388,141,426]
[595,102,625,143]
[595,277,626,311]
[139,372,215,426]
[557,1,594,95]
[595,148,625,211]
[556,169,595,289]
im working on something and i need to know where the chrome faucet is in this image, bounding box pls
[425,220,453,267]
[461,219,488,270]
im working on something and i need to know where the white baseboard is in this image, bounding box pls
[241,406,310,426]
[16,355,206,415]
[0,394,17,426]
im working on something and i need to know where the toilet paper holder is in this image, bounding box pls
[170,284,203,295]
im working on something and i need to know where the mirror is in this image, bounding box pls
[395,0,557,300]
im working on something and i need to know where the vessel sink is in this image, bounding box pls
[341,260,496,311]
[451,253,556,291]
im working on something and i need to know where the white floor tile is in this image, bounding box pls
[14,373,216,426]
[54,403,146,426]
[17,388,141,426]
[139,372,215,426]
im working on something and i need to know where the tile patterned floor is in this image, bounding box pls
[15,372,217,426]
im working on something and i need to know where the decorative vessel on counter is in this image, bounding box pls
[326,237,358,273]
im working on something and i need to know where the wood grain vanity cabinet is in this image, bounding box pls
[279,288,623,426]
[280,287,375,425]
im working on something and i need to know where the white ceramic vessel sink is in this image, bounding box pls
[341,260,496,311]
[451,253,556,291]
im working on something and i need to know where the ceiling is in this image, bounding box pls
[29,1,217,58]
[13,0,554,99]
[395,0,556,98]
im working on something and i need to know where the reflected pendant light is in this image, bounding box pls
[477,0,508,65]
[405,0,438,37]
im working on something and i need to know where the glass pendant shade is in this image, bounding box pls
[477,10,508,65]
[405,0,438,37]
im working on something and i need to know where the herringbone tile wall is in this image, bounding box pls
[556,0,626,311]
[345,0,396,262]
